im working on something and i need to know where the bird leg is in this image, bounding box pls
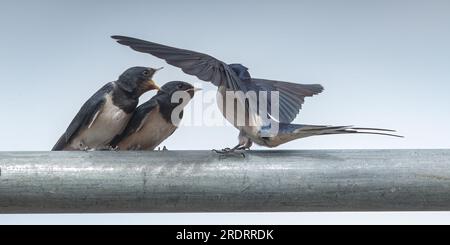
[213,133,252,157]
[236,145,251,151]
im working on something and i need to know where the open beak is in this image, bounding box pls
[148,80,160,91]
[148,67,163,91]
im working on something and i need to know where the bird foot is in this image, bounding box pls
[94,146,118,151]
[82,146,94,152]
[212,147,232,154]
[212,148,246,158]
[157,146,169,151]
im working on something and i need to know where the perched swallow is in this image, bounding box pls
[52,66,161,151]
[110,81,198,150]
[112,36,402,151]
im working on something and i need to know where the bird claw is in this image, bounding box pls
[156,146,168,151]
[212,148,232,154]
[212,148,246,158]
[93,146,118,151]
[82,146,93,152]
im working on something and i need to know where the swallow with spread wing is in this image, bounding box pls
[111,36,402,152]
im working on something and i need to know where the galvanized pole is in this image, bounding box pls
[0,150,449,213]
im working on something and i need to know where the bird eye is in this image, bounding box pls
[142,70,150,76]
[177,84,183,89]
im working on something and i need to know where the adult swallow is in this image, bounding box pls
[52,66,161,151]
[110,81,199,150]
[111,36,402,151]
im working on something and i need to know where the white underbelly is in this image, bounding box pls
[68,95,131,150]
[216,87,263,139]
[117,109,176,150]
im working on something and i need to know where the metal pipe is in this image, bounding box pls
[0,150,449,213]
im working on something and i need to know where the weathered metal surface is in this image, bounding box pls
[0,150,449,213]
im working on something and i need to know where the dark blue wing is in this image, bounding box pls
[111,36,246,92]
[112,36,323,124]
[250,79,324,123]
[52,83,112,150]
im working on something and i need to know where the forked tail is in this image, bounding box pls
[283,124,403,138]
[273,123,403,143]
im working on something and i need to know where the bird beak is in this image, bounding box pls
[148,80,160,91]
[148,67,163,91]
[193,87,202,92]
[186,87,202,93]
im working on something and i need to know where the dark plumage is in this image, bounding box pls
[52,66,161,151]
[111,36,323,124]
[112,36,401,150]
[110,81,198,150]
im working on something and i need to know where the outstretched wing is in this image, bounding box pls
[52,83,111,150]
[109,98,159,147]
[112,36,324,124]
[250,79,324,123]
[112,35,246,92]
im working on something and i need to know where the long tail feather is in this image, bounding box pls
[293,124,404,138]
[261,123,403,147]
[320,129,404,138]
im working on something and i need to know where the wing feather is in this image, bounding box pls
[112,36,323,123]
[52,83,112,150]
[112,35,245,90]
[251,79,324,123]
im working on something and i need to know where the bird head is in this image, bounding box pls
[117,66,162,97]
[158,81,201,106]
[228,63,251,81]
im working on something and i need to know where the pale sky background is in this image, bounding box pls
[1,0,449,151]
[1,0,450,224]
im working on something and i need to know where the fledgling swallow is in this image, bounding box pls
[110,81,199,150]
[112,36,402,152]
[52,66,161,151]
